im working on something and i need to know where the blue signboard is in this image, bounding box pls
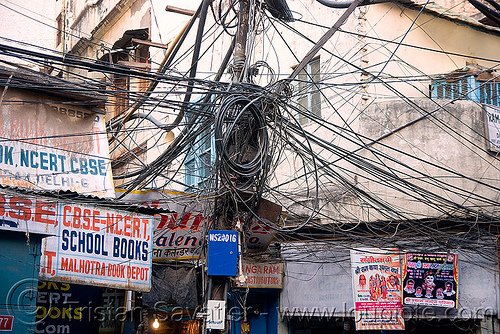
[208,230,238,276]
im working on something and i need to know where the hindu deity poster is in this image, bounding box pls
[351,248,404,330]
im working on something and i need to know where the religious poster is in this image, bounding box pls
[402,252,458,308]
[351,248,404,330]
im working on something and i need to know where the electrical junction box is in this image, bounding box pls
[207,230,238,276]
[206,300,226,330]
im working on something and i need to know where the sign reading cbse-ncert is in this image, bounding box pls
[40,202,154,292]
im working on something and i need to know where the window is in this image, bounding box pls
[297,57,321,125]
[104,29,150,117]
[113,74,130,116]
[430,69,500,106]
[56,14,63,46]
[184,105,214,191]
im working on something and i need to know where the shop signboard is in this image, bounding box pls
[0,89,114,198]
[36,281,103,334]
[0,191,58,235]
[402,252,458,308]
[485,105,500,152]
[236,262,283,288]
[118,190,281,261]
[206,300,225,330]
[152,211,207,261]
[39,202,154,292]
[351,248,404,330]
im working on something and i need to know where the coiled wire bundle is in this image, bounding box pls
[214,94,269,193]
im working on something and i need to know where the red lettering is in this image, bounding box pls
[142,219,150,241]
[0,194,5,216]
[34,200,56,225]
[92,210,100,231]
[63,206,71,227]
[115,215,123,235]
[8,197,31,220]
[124,216,131,237]
[190,214,203,231]
[132,218,141,238]
[251,221,271,234]
[178,213,191,230]
[106,213,115,233]
[166,213,179,229]
[41,251,56,276]
[156,214,169,230]
[81,208,91,230]
[72,207,81,229]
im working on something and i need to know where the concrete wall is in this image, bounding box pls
[356,98,500,220]
[60,0,500,211]
[0,0,57,70]
[280,243,499,319]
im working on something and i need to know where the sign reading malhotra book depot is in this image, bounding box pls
[0,89,114,198]
[351,248,404,331]
[0,190,153,291]
[39,201,154,292]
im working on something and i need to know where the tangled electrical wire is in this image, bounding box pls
[1,0,500,262]
[214,94,269,192]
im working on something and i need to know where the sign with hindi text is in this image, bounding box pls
[351,248,404,330]
[402,252,458,308]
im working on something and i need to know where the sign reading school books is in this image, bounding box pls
[0,89,114,198]
[351,248,404,331]
[39,202,154,292]
[402,252,458,308]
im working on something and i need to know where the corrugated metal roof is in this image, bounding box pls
[406,0,500,35]
[0,184,168,216]
[0,63,107,112]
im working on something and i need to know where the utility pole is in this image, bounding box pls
[232,0,249,82]
[205,1,251,333]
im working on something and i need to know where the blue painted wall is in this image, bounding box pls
[230,289,279,334]
[0,231,43,333]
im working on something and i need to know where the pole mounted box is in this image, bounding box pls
[207,230,238,276]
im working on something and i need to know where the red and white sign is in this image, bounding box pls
[0,315,13,331]
[39,202,154,292]
[237,262,283,289]
[351,248,404,331]
[0,192,58,235]
[153,212,207,261]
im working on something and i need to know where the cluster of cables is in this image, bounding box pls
[214,94,269,193]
